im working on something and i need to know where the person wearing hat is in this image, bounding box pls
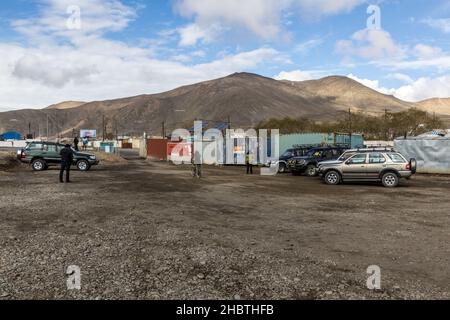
[59,144,74,183]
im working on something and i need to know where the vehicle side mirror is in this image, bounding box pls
[345,160,352,165]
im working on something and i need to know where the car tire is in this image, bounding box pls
[382,172,399,188]
[31,159,46,171]
[77,160,90,172]
[324,170,341,185]
[305,164,317,177]
[278,163,287,173]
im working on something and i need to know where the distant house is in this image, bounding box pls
[0,132,21,141]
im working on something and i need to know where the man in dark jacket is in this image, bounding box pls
[73,136,79,151]
[60,144,74,183]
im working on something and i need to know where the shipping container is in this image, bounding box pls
[0,132,21,141]
[147,138,170,161]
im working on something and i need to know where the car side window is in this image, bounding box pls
[47,145,57,152]
[369,153,386,164]
[28,143,43,150]
[387,153,407,163]
[347,153,367,164]
[313,151,322,157]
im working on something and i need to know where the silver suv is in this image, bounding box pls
[318,148,417,188]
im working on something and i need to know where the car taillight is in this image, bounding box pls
[406,163,411,170]
[21,151,26,158]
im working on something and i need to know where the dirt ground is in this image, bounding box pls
[0,150,449,300]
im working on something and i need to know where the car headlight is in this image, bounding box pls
[89,155,96,160]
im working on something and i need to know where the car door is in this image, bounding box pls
[26,142,44,160]
[342,153,368,180]
[366,153,388,179]
[43,144,61,164]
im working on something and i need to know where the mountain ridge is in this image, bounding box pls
[0,73,447,137]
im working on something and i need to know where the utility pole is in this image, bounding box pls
[384,108,389,140]
[47,114,49,141]
[348,108,352,147]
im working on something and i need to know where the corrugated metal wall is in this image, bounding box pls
[147,138,169,161]
[395,138,450,174]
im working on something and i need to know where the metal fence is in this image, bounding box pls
[394,138,450,174]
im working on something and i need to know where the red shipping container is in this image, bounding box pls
[147,138,169,161]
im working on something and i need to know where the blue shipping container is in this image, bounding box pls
[0,132,21,141]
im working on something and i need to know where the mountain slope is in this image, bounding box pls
[416,98,450,115]
[46,101,86,110]
[0,73,435,137]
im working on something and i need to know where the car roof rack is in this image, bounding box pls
[345,147,396,152]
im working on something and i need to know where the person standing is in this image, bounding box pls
[82,137,88,151]
[60,144,74,183]
[246,151,253,175]
[73,136,79,151]
[192,149,202,178]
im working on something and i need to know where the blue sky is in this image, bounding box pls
[0,0,449,110]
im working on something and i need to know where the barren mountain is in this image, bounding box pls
[0,72,440,137]
[416,98,450,116]
[46,101,86,110]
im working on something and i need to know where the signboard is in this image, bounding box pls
[80,130,97,139]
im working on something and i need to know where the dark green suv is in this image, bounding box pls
[17,141,99,171]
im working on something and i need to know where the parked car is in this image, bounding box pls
[318,148,416,188]
[17,141,99,171]
[288,146,347,176]
[269,146,316,173]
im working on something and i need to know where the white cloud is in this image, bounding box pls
[347,73,450,102]
[177,23,221,46]
[336,28,450,73]
[395,76,450,102]
[174,0,364,44]
[12,0,137,41]
[295,0,365,19]
[423,18,450,33]
[336,29,406,60]
[413,44,444,59]
[274,69,323,81]
[347,74,396,95]
[295,38,324,53]
[0,1,287,109]
[387,73,413,84]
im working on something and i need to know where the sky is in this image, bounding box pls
[0,0,449,110]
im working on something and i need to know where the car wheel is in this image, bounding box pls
[382,172,399,188]
[32,159,46,171]
[324,171,340,185]
[77,160,90,172]
[305,164,317,177]
[278,163,287,173]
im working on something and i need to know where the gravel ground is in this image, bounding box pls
[0,151,449,300]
